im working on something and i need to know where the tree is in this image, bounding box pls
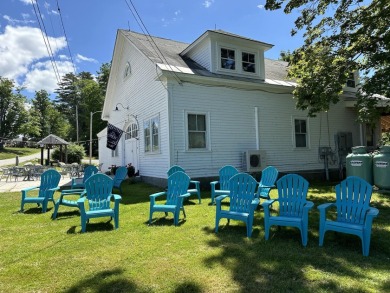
[0,77,28,139]
[31,90,51,139]
[97,62,111,96]
[265,0,390,123]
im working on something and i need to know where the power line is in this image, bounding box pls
[56,0,77,75]
[31,0,61,83]
[124,0,183,85]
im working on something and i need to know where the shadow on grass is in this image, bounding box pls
[64,268,144,293]
[66,219,115,234]
[201,194,390,292]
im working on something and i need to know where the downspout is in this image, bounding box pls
[255,107,259,150]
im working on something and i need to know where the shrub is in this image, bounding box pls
[51,144,86,164]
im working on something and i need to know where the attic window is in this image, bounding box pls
[346,73,355,88]
[242,52,255,73]
[221,48,235,70]
[124,62,131,78]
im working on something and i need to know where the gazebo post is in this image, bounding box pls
[46,147,50,166]
[65,145,68,163]
[40,145,44,165]
[59,145,63,162]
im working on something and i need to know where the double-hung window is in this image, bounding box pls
[294,118,308,148]
[187,113,207,149]
[221,48,235,70]
[144,115,159,153]
[242,52,255,73]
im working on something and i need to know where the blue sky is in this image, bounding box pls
[0,0,303,96]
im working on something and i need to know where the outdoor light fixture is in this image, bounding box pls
[114,103,129,111]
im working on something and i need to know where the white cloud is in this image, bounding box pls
[3,14,35,25]
[0,25,67,93]
[203,0,215,8]
[19,0,35,4]
[257,4,265,10]
[76,53,98,63]
[23,60,74,93]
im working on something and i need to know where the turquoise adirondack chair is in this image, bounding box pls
[149,171,190,226]
[20,169,61,213]
[210,165,239,205]
[262,174,314,246]
[256,166,278,200]
[318,176,379,256]
[112,166,127,194]
[71,165,98,189]
[215,173,259,237]
[167,165,201,204]
[77,173,122,233]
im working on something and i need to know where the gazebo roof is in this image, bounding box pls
[37,134,69,146]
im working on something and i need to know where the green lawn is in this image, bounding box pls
[0,147,39,160]
[0,181,389,292]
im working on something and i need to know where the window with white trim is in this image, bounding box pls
[125,123,138,140]
[187,113,207,149]
[221,48,235,70]
[346,73,355,88]
[144,115,159,153]
[294,118,308,148]
[242,52,255,73]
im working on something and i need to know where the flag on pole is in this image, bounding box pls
[106,123,124,150]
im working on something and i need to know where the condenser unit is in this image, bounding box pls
[244,150,267,172]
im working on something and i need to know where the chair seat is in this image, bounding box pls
[59,199,78,207]
[214,190,230,195]
[85,209,115,218]
[220,210,249,221]
[324,220,364,232]
[152,204,176,212]
[269,216,303,228]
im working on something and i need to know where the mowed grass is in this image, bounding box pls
[0,147,39,160]
[0,180,389,292]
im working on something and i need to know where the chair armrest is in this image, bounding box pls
[258,184,275,189]
[261,199,276,209]
[367,207,379,217]
[22,186,39,193]
[77,197,86,204]
[317,202,334,211]
[210,181,219,186]
[250,198,260,212]
[112,194,122,201]
[150,191,166,206]
[304,201,314,210]
[215,194,229,210]
[48,187,60,192]
[61,189,86,195]
[150,191,166,199]
[179,192,191,198]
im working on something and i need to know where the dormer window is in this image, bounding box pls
[221,48,235,70]
[242,52,255,73]
[218,45,258,76]
[346,73,355,88]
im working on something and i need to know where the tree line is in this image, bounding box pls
[0,63,110,149]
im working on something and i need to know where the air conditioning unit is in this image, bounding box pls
[244,150,267,172]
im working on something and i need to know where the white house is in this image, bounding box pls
[100,29,381,186]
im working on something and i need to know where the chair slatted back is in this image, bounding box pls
[38,169,61,198]
[229,173,258,213]
[335,176,373,225]
[85,174,114,211]
[166,171,190,205]
[219,165,239,190]
[82,165,99,184]
[257,166,278,198]
[113,166,127,184]
[277,174,309,218]
[167,165,185,177]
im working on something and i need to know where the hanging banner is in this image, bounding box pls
[106,123,124,150]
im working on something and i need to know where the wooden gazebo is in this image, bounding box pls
[37,134,69,165]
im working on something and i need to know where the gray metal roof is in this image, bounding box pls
[120,30,290,83]
[37,134,69,145]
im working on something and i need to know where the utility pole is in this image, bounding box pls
[90,110,102,164]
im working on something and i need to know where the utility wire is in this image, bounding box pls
[56,0,77,75]
[31,0,61,83]
[124,0,183,85]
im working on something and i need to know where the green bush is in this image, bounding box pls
[51,144,86,163]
